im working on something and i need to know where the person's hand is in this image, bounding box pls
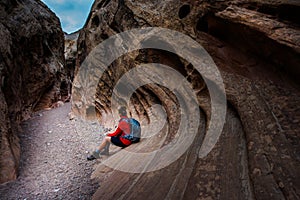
[103,127,112,135]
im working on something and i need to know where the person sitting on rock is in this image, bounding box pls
[87,107,132,161]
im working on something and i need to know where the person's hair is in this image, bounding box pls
[118,106,127,116]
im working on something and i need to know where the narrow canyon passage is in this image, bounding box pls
[0,103,99,199]
[0,0,299,199]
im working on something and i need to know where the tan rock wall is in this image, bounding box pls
[73,0,300,199]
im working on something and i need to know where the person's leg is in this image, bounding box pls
[96,136,111,151]
[100,142,110,155]
[87,136,111,160]
[97,137,110,155]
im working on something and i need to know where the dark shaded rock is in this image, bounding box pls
[65,31,79,83]
[0,0,67,183]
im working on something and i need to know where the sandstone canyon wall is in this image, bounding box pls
[72,0,300,199]
[0,0,67,183]
[64,31,79,83]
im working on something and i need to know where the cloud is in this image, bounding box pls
[61,14,79,33]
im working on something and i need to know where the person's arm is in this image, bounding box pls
[107,126,122,137]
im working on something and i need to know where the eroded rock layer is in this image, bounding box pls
[0,0,67,183]
[72,0,300,199]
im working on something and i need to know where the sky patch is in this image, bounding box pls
[41,0,94,33]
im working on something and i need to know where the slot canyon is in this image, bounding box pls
[0,0,299,199]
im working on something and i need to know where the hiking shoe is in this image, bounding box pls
[87,154,96,161]
[92,151,100,158]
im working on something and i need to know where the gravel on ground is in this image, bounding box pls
[0,102,104,200]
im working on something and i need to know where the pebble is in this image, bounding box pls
[54,188,60,192]
[278,182,284,188]
[0,102,99,199]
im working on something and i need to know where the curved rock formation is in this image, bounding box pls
[72,0,300,199]
[0,0,67,183]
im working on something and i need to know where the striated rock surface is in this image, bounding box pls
[73,0,300,199]
[0,0,68,183]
